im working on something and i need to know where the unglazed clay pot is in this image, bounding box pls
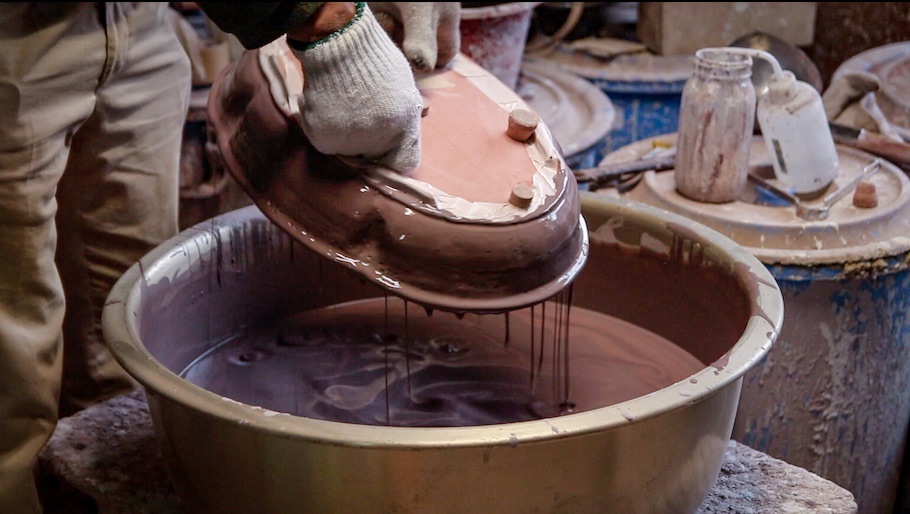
[102,193,783,514]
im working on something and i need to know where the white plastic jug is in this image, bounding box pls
[708,47,839,196]
[757,70,839,196]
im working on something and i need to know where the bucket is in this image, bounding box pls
[459,2,541,90]
[102,193,781,513]
[618,134,910,514]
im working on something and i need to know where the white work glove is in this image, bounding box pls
[369,2,461,72]
[289,4,423,174]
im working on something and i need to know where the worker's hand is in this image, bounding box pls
[369,2,461,73]
[289,4,423,174]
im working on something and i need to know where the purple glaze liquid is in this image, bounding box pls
[181,297,702,427]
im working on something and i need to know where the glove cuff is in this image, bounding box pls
[287,3,366,52]
[290,4,414,91]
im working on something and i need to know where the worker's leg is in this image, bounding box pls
[0,4,190,511]
[0,4,106,512]
[55,2,191,416]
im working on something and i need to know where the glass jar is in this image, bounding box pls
[675,48,756,203]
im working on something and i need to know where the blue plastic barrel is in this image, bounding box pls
[611,134,910,514]
[523,49,692,162]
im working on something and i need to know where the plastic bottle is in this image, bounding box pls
[757,70,839,195]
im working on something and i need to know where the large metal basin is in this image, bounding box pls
[102,193,782,513]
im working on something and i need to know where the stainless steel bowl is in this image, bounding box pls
[102,194,782,513]
[729,31,824,97]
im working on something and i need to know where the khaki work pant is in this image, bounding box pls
[0,3,190,512]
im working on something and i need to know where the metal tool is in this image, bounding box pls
[573,149,676,192]
[748,158,883,220]
[829,123,910,171]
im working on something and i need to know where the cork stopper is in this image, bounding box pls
[507,108,539,142]
[852,180,878,209]
[509,184,534,208]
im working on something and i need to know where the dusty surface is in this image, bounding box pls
[37,390,185,514]
[39,389,857,513]
[695,442,857,514]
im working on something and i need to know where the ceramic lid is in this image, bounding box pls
[611,134,910,265]
[525,42,693,89]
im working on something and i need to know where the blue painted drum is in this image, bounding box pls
[595,76,686,156]
[615,134,910,514]
[742,257,910,512]
[521,49,692,160]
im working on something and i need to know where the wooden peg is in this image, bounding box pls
[507,108,539,142]
[509,184,534,208]
[853,180,878,209]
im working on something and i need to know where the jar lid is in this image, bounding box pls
[524,47,693,87]
[611,134,910,265]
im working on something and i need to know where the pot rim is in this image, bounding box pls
[102,196,782,448]
[459,2,543,21]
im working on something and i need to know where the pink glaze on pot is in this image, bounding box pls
[205,47,587,314]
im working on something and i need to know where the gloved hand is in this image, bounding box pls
[369,2,461,72]
[289,3,423,174]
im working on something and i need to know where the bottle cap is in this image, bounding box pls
[767,71,797,103]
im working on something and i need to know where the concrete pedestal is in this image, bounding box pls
[38,389,858,514]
